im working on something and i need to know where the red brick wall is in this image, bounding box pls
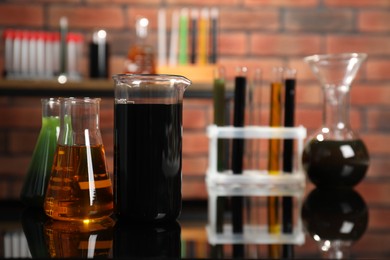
[0,0,390,202]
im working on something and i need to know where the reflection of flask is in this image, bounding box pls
[302,188,368,259]
[21,207,50,258]
[20,98,60,208]
[43,217,115,258]
[124,16,156,74]
[302,53,370,188]
[44,98,113,221]
[113,220,181,258]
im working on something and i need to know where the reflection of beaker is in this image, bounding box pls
[302,188,368,259]
[20,98,60,208]
[113,220,181,258]
[44,97,113,221]
[43,217,115,258]
[302,53,370,188]
[113,74,191,223]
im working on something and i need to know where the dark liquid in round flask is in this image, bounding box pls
[302,53,370,188]
[302,139,369,187]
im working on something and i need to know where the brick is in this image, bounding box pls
[244,0,317,7]
[351,84,390,106]
[8,130,39,154]
[219,33,248,56]
[356,181,390,205]
[182,177,207,199]
[183,107,208,130]
[326,35,390,55]
[366,157,390,178]
[110,55,127,75]
[86,0,159,4]
[183,132,208,155]
[0,156,30,176]
[295,107,322,130]
[365,59,390,81]
[288,58,324,82]
[220,10,278,31]
[99,106,114,130]
[325,0,390,7]
[166,0,238,6]
[48,6,125,29]
[251,34,322,56]
[360,133,390,156]
[0,107,41,128]
[184,99,213,107]
[182,156,208,176]
[370,208,390,229]
[359,11,390,32]
[367,109,390,132]
[296,84,322,106]
[109,33,132,56]
[0,4,44,27]
[126,8,159,30]
[284,9,354,32]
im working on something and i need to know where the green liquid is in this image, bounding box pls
[20,116,59,207]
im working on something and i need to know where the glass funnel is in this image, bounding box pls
[302,53,369,187]
[44,97,113,221]
[20,98,60,207]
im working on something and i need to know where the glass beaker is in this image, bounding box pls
[302,53,370,187]
[113,74,191,222]
[20,98,60,207]
[44,97,113,221]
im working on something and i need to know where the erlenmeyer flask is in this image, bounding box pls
[302,53,370,187]
[20,98,60,207]
[44,97,113,221]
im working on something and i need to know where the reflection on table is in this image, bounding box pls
[0,185,380,259]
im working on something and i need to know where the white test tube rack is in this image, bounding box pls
[205,124,307,245]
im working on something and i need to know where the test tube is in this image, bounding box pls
[268,66,284,259]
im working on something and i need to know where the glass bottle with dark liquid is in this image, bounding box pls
[44,98,113,221]
[302,53,370,188]
[113,74,191,223]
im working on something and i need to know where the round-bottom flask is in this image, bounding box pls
[302,53,370,188]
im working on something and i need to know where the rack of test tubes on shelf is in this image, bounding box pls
[206,124,307,245]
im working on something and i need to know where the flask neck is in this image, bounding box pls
[322,84,352,138]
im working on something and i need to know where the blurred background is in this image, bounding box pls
[0,0,389,204]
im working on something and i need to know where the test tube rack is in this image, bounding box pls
[206,124,307,245]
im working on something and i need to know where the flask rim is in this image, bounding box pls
[303,52,367,64]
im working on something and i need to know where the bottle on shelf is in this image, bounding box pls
[124,16,156,74]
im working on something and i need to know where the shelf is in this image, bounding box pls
[0,78,230,98]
